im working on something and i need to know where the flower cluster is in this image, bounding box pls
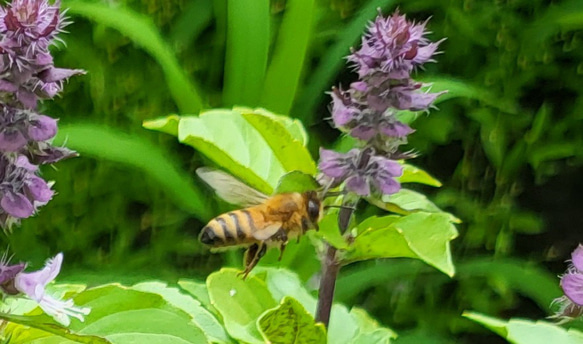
[0,252,90,325]
[0,0,81,229]
[551,245,583,321]
[319,10,445,197]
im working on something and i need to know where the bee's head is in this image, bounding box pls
[305,190,322,224]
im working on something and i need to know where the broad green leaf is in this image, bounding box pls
[295,0,398,123]
[53,123,213,221]
[260,0,316,114]
[5,284,207,344]
[178,280,216,316]
[255,267,359,344]
[258,297,327,344]
[463,312,583,344]
[274,171,320,194]
[64,0,203,113]
[177,109,287,194]
[132,281,231,344]
[0,313,109,344]
[223,0,270,106]
[344,212,458,277]
[142,115,180,136]
[241,110,316,174]
[207,268,277,344]
[313,211,349,250]
[367,189,461,223]
[350,308,397,344]
[398,163,442,187]
[239,107,309,145]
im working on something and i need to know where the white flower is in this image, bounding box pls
[13,253,90,326]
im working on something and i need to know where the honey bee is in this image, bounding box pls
[196,167,322,279]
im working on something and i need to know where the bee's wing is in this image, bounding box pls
[252,222,283,240]
[196,167,269,207]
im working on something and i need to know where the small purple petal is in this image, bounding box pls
[572,244,583,272]
[1,191,34,218]
[350,125,377,140]
[0,262,26,285]
[380,121,413,138]
[0,129,27,151]
[375,157,403,177]
[14,155,38,171]
[346,175,370,196]
[351,81,368,93]
[26,176,53,203]
[562,272,583,306]
[16,90,38,109]
[35,52,53,66]
[318,148,350,179]
[0,80,18,92]
[376,176,401,195]
[28,115,57,141]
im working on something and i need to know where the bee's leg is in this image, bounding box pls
[239,243,267,280]
[272,228,288,261]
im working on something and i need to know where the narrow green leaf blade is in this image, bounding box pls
[260,0,316,114]
[463,312,583,344]
[223,0,270,106]
[64,0,203,113]
[258,296,327,344]
[345,212,458,276]
[53,123,213,221]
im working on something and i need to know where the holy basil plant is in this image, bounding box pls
[144,8,459,341]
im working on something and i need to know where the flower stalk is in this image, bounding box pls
[315,9,445,327]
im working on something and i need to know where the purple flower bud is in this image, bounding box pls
[27,114,57,141]
[25,175,53,203]
[571,244,583,271]
[551,244,583,321]
[0,260,25,286]
[330,87,359,127]
[562,272,583,306]
[0,128,27,151]
[1,189,34,218]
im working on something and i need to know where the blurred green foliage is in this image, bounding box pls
[4,0,583,342]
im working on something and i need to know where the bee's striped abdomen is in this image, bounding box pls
[199,210,257,247]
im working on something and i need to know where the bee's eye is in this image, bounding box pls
[308,199,320,221]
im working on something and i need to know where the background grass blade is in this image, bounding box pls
[223,0,270,107]
[64,0,204,114]
[260,0,316,115]
[54,123,213,221]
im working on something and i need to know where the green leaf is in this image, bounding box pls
[313,211,349,250]
[463,312,583,344]
[223,0,270,106]
[294,0,398,123]
[6,284,208,344]
[241,108,309,145]
[241,109,316,174]
[367,189,461,223]
[274,171,319,194]
[350,308,397,344]
[0,313,110,344]
[177,109,288,194]
[132,282,232,344]
[344,212,458,277]
[142,115,181,136]
[64,0,203,113]
[255,267,360,344]
[53,123,213,221]
[177,280,216,316]
[260,0,316,114]
[207,268,277,344]
[398,163,442,187]
[258,297,327,344]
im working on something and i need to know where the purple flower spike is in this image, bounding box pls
[27,114,57,141]
[571,244,583,271]
[562,273,583,306]
[551,244,583,321]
